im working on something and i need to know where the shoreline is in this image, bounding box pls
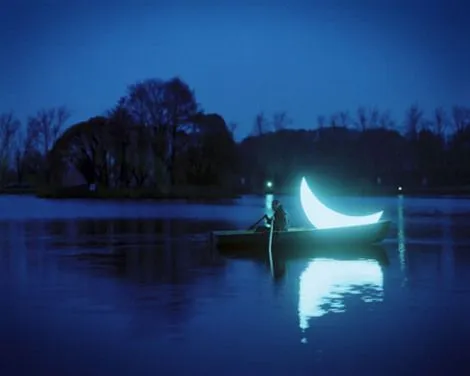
[2,185,470,200]
[36,185,240,201]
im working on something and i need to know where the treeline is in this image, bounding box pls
[1,76,470,197]
[0,77,238,197]
[0,106,70,188]
[241,106,470,194]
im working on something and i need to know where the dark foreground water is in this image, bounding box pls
[1,194,470,375]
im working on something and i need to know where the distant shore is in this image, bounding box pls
[264,185,470,198]
[36,185,240,200]
[1,184,470,199]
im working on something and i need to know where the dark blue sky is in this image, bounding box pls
[1,0,469,139]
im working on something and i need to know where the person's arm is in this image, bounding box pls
[264,214,273,224]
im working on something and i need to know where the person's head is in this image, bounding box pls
[272,199,281,211]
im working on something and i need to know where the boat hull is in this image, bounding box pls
[211,220,391,256]
[221,244,390,270]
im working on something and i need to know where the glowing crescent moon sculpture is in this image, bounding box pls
[300,177,383,229]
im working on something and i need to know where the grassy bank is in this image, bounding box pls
[35,184,241,200]
[0,185,37,195]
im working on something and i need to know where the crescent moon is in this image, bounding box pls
[300,177,383,229]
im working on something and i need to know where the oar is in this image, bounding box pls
[248,215,266,230]
[268,215,275,276]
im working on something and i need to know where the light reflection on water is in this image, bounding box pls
[298,258,383,342]
[397,194,407,286]
[265,193,274,215]
[441,211,454,286]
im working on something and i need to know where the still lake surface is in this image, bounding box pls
[0,193,469,375]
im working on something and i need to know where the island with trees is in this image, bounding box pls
[1,76,470,199]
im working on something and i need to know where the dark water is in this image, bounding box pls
[1,194,470,375]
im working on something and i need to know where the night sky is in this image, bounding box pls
[1,0,469,139]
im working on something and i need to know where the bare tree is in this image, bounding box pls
[120,78,167,184]
[434,107,448,137]
[12,117,45,185]
[356,107,368,131]
[252,111,270,136]
[120,77,198,186]
[378,110,394,129]
[228,121,237,135]
[272,111,292,131]
[329,113,339,127]
[317,115,326,128]
[13,127,29,184]
[161,77,199,186]
[355,107,381,130]
[338,111,349,127]
[451,106,470,133]
[0,112,20,185]
[122,79,166,128]
[27,106,70,156]
[369,107,379,128]
[106,103,136,187]
[404,104,423,140]
[420,119,434,132]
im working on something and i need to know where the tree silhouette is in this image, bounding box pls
[251,112,270,136]
[272,111,292,131]
[0,112,20,185]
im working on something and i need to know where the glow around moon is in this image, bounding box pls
[300,177,383,229]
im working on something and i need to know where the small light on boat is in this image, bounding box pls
[398,186,402,191]
[266,181,273,188]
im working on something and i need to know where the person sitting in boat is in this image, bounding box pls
[256,199,288,232]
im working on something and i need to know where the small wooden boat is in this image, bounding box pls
[220,243,389,264]
[221,243,390,281]
[211,220,391,256]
